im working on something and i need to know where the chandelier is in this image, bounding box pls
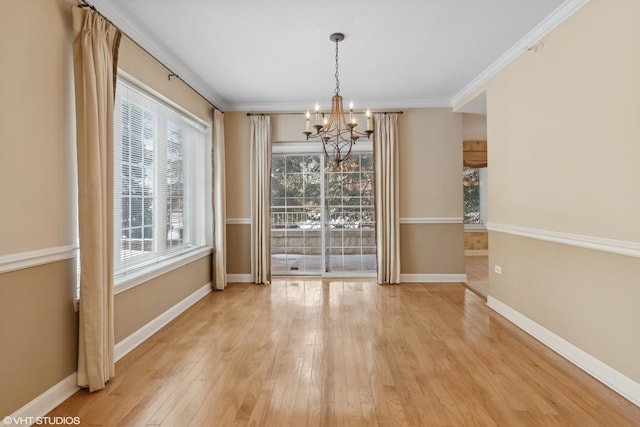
[303,33,373,166]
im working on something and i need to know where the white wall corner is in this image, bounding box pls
[487,296,640,407]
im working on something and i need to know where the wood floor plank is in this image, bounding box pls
[43,280,640,426]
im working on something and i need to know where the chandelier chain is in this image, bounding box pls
[334,38,340,96]
[303,33,374,166]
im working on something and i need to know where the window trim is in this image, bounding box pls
[113,71,212,290]
[272,140,373,155]
[118,70,208,129]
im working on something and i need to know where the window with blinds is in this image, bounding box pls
[113,78,210,279]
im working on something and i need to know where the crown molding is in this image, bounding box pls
[90,0,589,114]
[451,0,590,107]
[88,1,229,110]
[224,98,452,112]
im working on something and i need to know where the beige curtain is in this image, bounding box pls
[374,113,401,284]
[72,6,121,391]
[250,115,271,284]
[212,109,227,290]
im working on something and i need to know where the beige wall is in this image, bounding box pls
[118,37,212,123]
[225,112,252,219]
[401,224,464,274]
[462,113,487,141]
[0,260,78,418]
[0,0,213,416]
[398,109,464,274]
[398,109,462,218]
[224,108,465,276]
[490,233,640,381]
[487,0,640,382]
[0,0,77,256]
[114,256,211,342]
[488,0,639,241]
[0,0,78,417]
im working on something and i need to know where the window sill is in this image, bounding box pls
[114,246,213,295]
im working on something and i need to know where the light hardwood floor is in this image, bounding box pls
[46,280,640,426]
[465,255,489,298]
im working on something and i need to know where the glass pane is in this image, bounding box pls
[131,197,142,227]
[463,167,481,223]
[286,156,303,173]
[272,156,285,173]
[285,174,303,198]
[271,174,286,198]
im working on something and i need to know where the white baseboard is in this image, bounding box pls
[487,296,640,407]
[7,282,213,420]
[400,274,467,283]
[8,373,79,421]
[227,274,252,283]
[115,282,212,361]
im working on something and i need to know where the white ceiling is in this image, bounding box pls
[89,0,585,113]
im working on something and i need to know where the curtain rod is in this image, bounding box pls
[246,111,403,116]
[78,1,224,113]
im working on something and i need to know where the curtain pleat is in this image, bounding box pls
[250,116,271,284]
[212,109,227,290]
[374,114,401,284]
[71,6,121,391]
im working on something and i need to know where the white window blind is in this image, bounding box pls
[113,78,210,279]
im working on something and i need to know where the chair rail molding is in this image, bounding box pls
[0,245,77,274]
[226,218,251,225]
[487,222,640,258]
[399,217,463,224]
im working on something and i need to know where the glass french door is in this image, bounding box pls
[270,143,376,276]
